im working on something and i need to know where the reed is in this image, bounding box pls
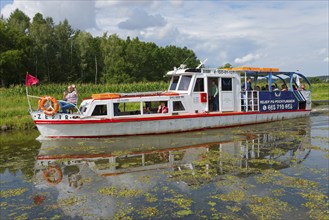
[0,82,169,130]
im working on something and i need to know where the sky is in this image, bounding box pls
[1,0,328,77]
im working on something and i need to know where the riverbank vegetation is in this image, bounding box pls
[0,82,168,131]
[311,83,329,101]
[0,82,328,131]
[0,9,199,86]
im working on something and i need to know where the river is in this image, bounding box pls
[0,108,328,220]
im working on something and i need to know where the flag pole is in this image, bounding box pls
[26,73,33,112]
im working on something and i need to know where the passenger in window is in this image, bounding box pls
[211,80,219,111]
[144,102,151,114]
[157,102,168,113]
[298,84,306,91]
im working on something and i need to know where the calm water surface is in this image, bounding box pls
[1,109,328,220]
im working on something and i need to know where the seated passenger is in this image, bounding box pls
[298,84,306,90]
[272,85,279,91]
[59,84,78,113]
[281,84,287,91]
[157,102,168,113]
[144,102,151,114]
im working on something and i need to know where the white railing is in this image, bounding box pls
[240,91,259,112]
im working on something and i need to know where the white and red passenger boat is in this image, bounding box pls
[28,65,312,138]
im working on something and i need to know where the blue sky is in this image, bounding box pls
[1,0,328,77]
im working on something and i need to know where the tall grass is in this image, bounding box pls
[311,83,329,100]
[0,82,169,130]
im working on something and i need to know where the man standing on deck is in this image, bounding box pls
[211,80,219,111]
[242,78,253,91]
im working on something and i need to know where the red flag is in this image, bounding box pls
[25,73,39,86]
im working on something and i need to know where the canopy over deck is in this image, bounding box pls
[219,66,312,91]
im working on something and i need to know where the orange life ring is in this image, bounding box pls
[38,96,59,116]
[43,166,63,185]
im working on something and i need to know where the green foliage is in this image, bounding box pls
[0,10,199,86]
[311,83,329,100]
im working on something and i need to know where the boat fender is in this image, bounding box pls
[38,96,59,116]
[43,165,63,185]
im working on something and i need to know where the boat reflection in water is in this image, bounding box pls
[34,127,311,219]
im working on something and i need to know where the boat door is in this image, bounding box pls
[220,77,234,111]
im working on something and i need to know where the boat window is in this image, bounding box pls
[178,75,192,91]
[193,78,205,92]
[142,101,160,114]
[115,102,141,116]
[92,104,107,116]
[173,101,185,111]
[169,76,179,90]
[113,103,120,116]
[221,78,232,91]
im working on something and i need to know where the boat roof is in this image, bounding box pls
[219,67,303,77]
[168,66,308,78]
[219,66,312,89]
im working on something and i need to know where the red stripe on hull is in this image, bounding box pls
[34,109,311,125]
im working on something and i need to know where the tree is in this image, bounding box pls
[162,45,199,70]
[52,19,75,82]
[1,11,202,86]
[100,34,127,83]
[218,63,233,69]
[75,31,100,82]
[29,13,56,82]
[0,10,32,86]
[6,9,30,34]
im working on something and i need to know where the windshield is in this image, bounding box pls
[178,75,192,91]
[169,76,179,91]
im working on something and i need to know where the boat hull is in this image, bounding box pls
[34,110,310,138]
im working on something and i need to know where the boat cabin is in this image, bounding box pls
[77,65,311,119]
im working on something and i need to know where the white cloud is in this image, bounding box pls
[318,48,327,55]
[324,57,329,63]
[234,53,261,64]
[1,0,96,30]
[1,0,328,76]
[118,8,166,30]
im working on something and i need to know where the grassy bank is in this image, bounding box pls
[311,83,329,100]
[0,82,328,131]
[0,82,168,131]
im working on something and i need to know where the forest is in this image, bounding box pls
[0,9,200,86]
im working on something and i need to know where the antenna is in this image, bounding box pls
[182,57,189,65]
[196,58,208,69]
